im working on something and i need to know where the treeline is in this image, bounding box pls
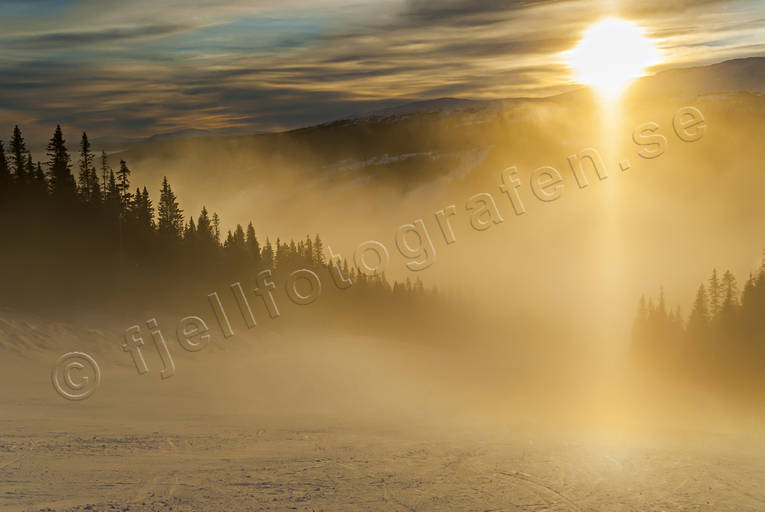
[631,256,765,400]
[0,125,437,330]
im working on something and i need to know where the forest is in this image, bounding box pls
[0,125,448,338]
[631,258,765,401]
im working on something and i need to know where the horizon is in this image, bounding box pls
[7,54,765,153]
[2,0,765,143]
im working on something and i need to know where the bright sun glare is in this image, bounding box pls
[567,18,659,99]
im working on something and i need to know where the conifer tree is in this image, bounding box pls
[105,171,119,202]
[718,270,739,326]
[687,284,709,336]
[708,269,721,319]
[103,170,121,218]
[246,222,261,264]
[720,270,738,308]
[130,187,142,223]
[100,151,110,197]
[224,230,235,248]
[78,133,96,201]
[233,224,246,249]
[25,153,35,188]
[212,212,221,246]
[157,176,184,239]
[262,238,274,268]
[305,235,313,263]
[289,238,297,265]
[313,234,324,265]
[139,187,153,229]
[741,274,758,310]
[9,125,28,182]
[197,207,214,244]
[116,160,132,208]
[89,167,102,204]
[184,217,196,241]
[47,125,75,197]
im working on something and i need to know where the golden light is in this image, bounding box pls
[567,18,659,99]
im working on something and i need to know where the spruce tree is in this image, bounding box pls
[47,125,75,197]
[687,284,709,337]
[78,132,96,201]
[708,269,721,319]
[305,234,313,263]
[275,237,285,269]
[233,224,246,249]
[212,212,221,246]
[9,125,27,182]
[184,217,196,241]
[136,187,154,229]
[100,151,110,197]
[719,270,739,320]
[116,160,132,208]
[262,238,274,268]
[246,222,261,264]
[130,187,142,224]
[313,234,324,265]
[224,230,235,248]
[106,171,119,203]
[289,238,297,265]
[104,171,121,218]
[89,167,102,204]
[197,207,214,243]
[25,153,37,193]
[157,176,184,238]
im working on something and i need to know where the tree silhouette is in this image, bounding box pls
[78,133,97,202]
[686,284,709,338]
[47,125,75,198]
[212,212,221,245]
[117,160,132,210]
[708,269,721,318]
[9,126,28,183]
[246,222,261,265]
[313,234,324,265]
[100,151,110,197]
[632,253,765,399]
[0,123,439,341]
[157,176,184,239]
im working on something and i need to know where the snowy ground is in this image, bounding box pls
[1,314,763,511]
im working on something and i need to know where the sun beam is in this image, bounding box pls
[567,18,660,99]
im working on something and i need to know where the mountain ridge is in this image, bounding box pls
[106,56,765,152]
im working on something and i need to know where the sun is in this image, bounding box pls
[567,18,659,99]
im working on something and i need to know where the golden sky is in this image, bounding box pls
[1,0,764,140]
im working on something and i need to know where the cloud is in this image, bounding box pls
[403,0,563,26]
[1,24,192,49]
[0,0,763,141]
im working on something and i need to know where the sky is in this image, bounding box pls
[1,0,764,142]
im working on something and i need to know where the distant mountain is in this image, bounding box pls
[363,97,502,118]
[92,127,260,153]
[636,57,765,97]
[106,57,765,152]
[144,128,216,142]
